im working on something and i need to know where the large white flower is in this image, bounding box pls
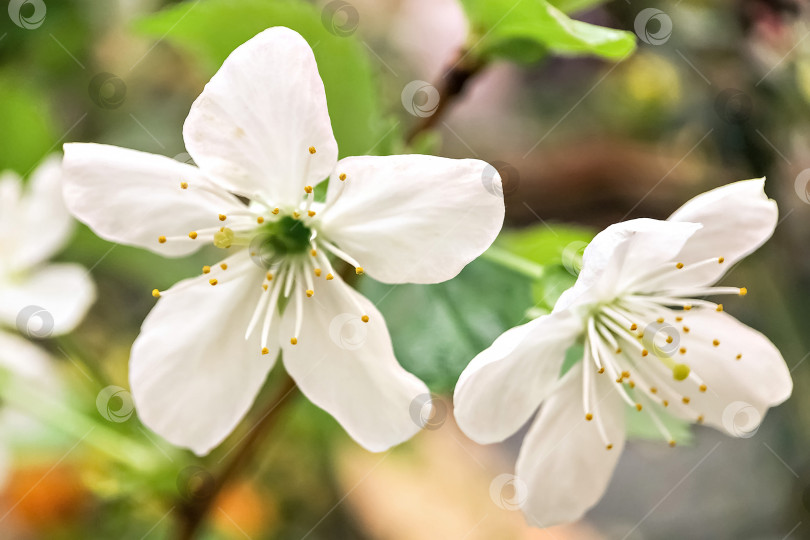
[454,179,792,527]
[62,27,504,456]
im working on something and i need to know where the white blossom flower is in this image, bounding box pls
[454,179,792,527]
[62,27,504,456]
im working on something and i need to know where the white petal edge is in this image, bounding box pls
[130,255,275,456]
[320,155,505,284]
[453,310,582,444]
[183,27,338,206]
[516,363,626,528]
[279,276,429,452]
[62,143,245,257]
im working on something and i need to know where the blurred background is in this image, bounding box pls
[1,0,809,538]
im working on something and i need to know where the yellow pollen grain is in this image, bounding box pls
[621,371,630,379]
[220,263,228,270]
[663,400,669,407]
[326,273,334,280]
[261,347,269,355]
[736,353,742,360]
[683,326,690,333]
[676,316,683,322]
[203,266,211,274]
[739,287,748,296]
[679,347,687,355]
[598,367,605,374]
[718,257,725,263]
[189,231,198,240]
[606,444,614,450]
[697,415,705,423]
[290,337,298,345]
[308,210,316,217]
[355,267,364,275]
[361,315,369,323]
[311,249,317,256]
[219,214,227,221]
[716,304,724,312]
[699,384,707,393]
[308,146,316,154]
[713,339,720,347]
[684,305,692,311]
[152,289,161,298]
[676,262,684,269]
[209,278,218,286]
[257,216,264,224]
[630,323,638,331]
[306,289,314,297]
[628,380,636,389]
[585,413,593,421]
[615,347,622,354]
[158,236,167,244]
[314,268,322,277]
[637,332,644,339]
[615,378,623,383]
[635,403,643,412]
[682,396,690,404]
[650,387,658,394]
[272,208,280,215]
[339,173,346,181]
[180,182,188,189]
[266,272,273,280]
[642,349,649,357]
[657,317,664,323]
[304,185,313,194]
[262,284,268,291]
[669,440,676,447]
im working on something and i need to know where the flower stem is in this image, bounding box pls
[481,245,546,280]
[174,372,298,540]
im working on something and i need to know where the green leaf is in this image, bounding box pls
[496,223,594,266]
[136,0,383,158]
[357,258,534,392]
[547,0,608,14]
[0,75,57,174]
[459,0,637,63]
[625,404,694,445]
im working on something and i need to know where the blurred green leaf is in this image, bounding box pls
[357,258,534,392]
[625,404,694,445]
[0,76,57,174]
[136,0,383,158]
[459,0,637,63]
[548,0,608,14]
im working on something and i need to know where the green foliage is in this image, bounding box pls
[0,76,57,175]
[136,0,383,158]
[625,403,694,445]
[459,0,637,64]
[548,0,609,14]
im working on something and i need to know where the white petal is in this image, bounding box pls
[62,143,244,257]
[1,156,74,272]
[453,310,582,444]
[279,276,428,452]
[183,27,337,205]
[320,155,505,284]
[555,218,702,310]
[516,364,625,528]
[667,179,777,286]
[0,330,55,381]
[0,263,96,336]
[665,308,792,436]
[130,256,275,456]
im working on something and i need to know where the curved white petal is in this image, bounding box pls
[0,263,96,336]
[0,156,74,272]
[0,330,55,381]
[666,179,777,287]
[516,364,625,528]
[555,218,702,311]
[183,27,337,205]
[130,255,275,456]
[320,155,505,284]
[62,143,244,257]
[664,308,792,436]
[279,276,428,452]
[453,310,582,444]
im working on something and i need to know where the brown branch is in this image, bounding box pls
[174,373,298,540]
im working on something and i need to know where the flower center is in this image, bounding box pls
[250,215,312,268]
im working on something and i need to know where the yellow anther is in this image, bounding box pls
[308,146,316,154]
[656,317,664,323]
[716,304,723,312]
[355,267,364,275]
[666,336,673,343]
[308,210,316,217]
[739,287,748,296]
[262,284,268,291]
[314,268,322,277]
[272,208,280,215]
[290,337,298,345]
[615,378,623,383]
[606,444,614,450]
[361,315,369,323]
[257,216,264,224]
[621,371,630,379]
[218,214,227,221]
[672,363,690,380]
[261,347,269,355]
[712,339,720,347]
[736,353,742,360]
[202,266,211,274]
[697,415,704,424]
[641,349,649,357]
[339,173,346,181]
[669,440,676,447]
[189,231,198,240]
[326,273,334,280]
[304,185,313,194]
[598,367,605,374]
[266,272,273,280]
[293,211,301,219]
[684,305,692,311]
[699,384,707,393]
[675,316,683,322]
[682,396,690,404]
[306,289,314,297]
[679,347,687,355]
[180,182,188,189]
[152,289,161,298]
[650,387,658,394]
[585,413,593,421]
[637,332,644,339]
[683,326,690,333]
[718,257,725,263]
[628,380,636,389]
[311,249,317,256]
[209,278,218,286]
[615,347,622,354]
[635,403,643,412]
[676,262,684,269]
[630,323,638,331]
[220,263,228,270]
[158,236,167,244]
[663,400,669,407]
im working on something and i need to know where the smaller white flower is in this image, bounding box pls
[454,179,792,527]
[62,28,504,456]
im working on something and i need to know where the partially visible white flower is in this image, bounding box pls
[454,179,792,527]
[62,28,504,456]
